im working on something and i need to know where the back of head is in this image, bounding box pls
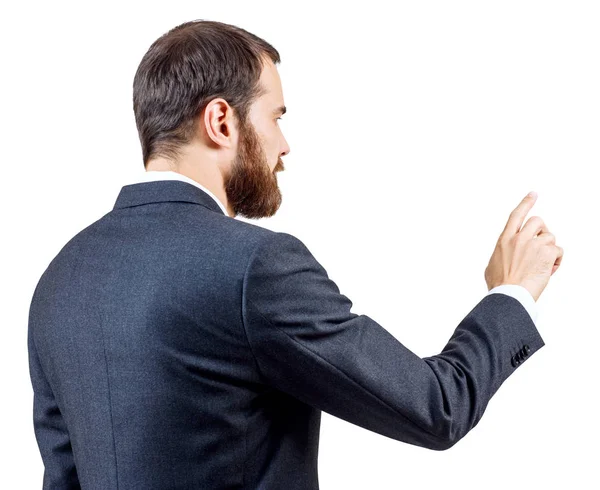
[133,19,280,169]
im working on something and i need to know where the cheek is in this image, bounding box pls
[259,131,276,158]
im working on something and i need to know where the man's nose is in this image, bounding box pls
[280,135,290,157]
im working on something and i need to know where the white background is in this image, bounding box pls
[2,1,598,488]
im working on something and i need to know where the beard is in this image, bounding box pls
[223,115,284,219]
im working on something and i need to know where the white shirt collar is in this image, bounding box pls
[133,170,230,217]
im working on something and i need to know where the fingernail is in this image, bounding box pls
[528,191,537,199]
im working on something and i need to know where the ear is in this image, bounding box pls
[202,98,236,148]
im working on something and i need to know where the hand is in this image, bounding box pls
[484,192,564,302]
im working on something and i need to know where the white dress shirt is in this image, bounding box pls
[130,170,538,324]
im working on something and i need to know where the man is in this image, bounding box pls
[27,19,563,489]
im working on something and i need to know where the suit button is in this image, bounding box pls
[524,345,531,355]
[511,356,519,367]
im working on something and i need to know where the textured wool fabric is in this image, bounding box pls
[135,169,539,323]
[28,180,545,489]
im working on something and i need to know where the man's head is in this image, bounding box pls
[133,20,290,219]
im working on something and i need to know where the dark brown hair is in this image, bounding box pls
[133,20,280,168]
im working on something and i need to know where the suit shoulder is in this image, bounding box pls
[243,229,317,284]
[221,217,306,249]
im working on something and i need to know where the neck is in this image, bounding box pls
[146,155,234,217]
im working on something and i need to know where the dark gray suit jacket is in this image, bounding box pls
[28,180,545,489]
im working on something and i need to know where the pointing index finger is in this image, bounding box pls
[502,191,537,237]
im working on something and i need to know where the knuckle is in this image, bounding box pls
[537,232,555,243]
[515,232,527,244]
[499,235,512,248]
[529,215,544,227]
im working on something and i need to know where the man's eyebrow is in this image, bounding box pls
[273,105,287,116]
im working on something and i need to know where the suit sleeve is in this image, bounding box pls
[487,284,538,324]
[28,319,81,489]
[241,232,546,451]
